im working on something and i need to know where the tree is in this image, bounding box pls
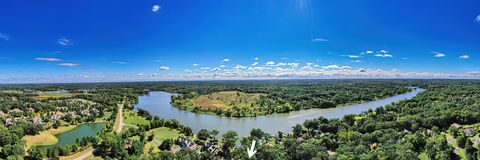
[2,143,25,158]
[295,142,328,160]
[149,151,175,160]
[176,148,200,160]
[197,129,210,141]
[293,124,303,138]
[465,140,477,160]
[456,135,467,148]
[250,128,265,140]
[159,139,173,151]
[27,147,46,160]
[256,145,287,160]
[130,140,144,156]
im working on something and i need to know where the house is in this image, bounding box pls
[51,113,63,121]
[32,117,42,124]
[204,142,217,154]
[451,123,462,129]
[4,118,13,125]
[474,138,480,147]
[177,137,194,148]
[9,108,23,114]
[464,129,478,136]
[81,110,90,116]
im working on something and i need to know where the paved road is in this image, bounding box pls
[73,103,124,160]
[115,103,124,133]
[73,148,94,160]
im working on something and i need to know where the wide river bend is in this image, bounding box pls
[134,88,424,137]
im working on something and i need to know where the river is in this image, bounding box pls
[134,88,424,137]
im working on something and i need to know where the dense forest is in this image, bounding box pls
[1,80,480,159]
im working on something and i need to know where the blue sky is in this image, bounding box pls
[1,0,480,83]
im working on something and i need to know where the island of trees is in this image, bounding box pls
[170,80,412,117]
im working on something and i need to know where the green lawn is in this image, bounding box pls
[95,112,112,123]
[123,110,150,126]
[418,152,428,160]
[148,127,183,141]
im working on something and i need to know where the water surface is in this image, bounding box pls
[135,88,424,137]
[40,123,105,149]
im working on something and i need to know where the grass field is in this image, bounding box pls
[192,91,263,110]
[144,141,161,154]
[148,127,183,141]
[95,112,112,123]
[33,93,76,100]
[143,127,183,154]
[124,110,150,126]
[23,125,77,148]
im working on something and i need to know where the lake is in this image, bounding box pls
[134,88,424,137]
[40,123,105,149]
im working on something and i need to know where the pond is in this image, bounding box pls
[134,88,424,137]
[40,123,105,149]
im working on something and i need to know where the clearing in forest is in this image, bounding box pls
[192,91,263,110]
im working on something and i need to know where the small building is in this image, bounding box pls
[4,118,13,125]
[9,108,23,114]
[451,123,462,129]
[464,129,478,136]
[474,138,480,147]
[32,117,42,124]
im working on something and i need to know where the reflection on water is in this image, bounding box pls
[135,88,424,137]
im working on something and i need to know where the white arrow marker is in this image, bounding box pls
[247,140,257,158]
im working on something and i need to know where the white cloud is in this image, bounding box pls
[340,66,351,69]
[0,33,9,41]
[251,62,259,66]
[374,54,393,58]
[312,38,328,42]
[433,52,446,58]
[306,62,314,66]
[222,58,230,62]
[235,64,247,70]
[58,38,74,47]
[152,4,161,12]
[137,72,145,76]
[219,65,226,68]
[265,61,275,66]
[35,57,62,62]
[277,62,287,66]
[301,65,313,70]
[321,65,340,69]
[379,50,388,54]
[112,61,128,64]
[352,60,363,63]
[347,55,360,58]
[58,63,79,67]
[459,55,470,59]
[211,67,221,71]
[254,57,259,61]
[475,15,480,23]
[287,63,299,67]
[159,66,170,71]
[193,64,199,67]
[200,67,210,70]
[361,50,374,54]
